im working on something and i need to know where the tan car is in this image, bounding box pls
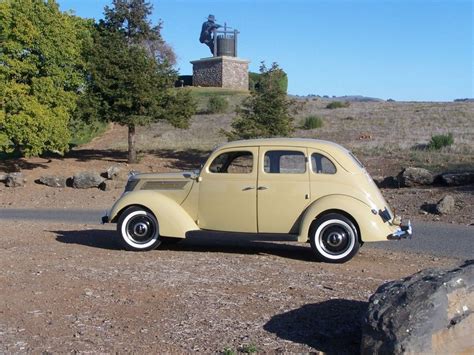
[102,138,411,263]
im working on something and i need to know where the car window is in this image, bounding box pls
[209,151,253,174]
[264,150,306,174]
[311,153,337,174]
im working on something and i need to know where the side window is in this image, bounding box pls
[209,151,253,174]
[264,150,306,174]
[311,153,337,174]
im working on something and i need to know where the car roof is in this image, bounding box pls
[218,138,347,152]
[215,138,363,173]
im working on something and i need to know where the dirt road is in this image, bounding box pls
[0,220,461,353]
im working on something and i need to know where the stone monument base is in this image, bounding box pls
[191,56,250,90]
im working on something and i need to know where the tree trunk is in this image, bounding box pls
[128,124,137,164]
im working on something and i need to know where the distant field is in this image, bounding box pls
[109,88,473,175]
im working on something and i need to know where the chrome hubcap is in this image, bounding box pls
[327,232,344,247]
[133,222,148,237]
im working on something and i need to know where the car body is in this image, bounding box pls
[103,138,411,263]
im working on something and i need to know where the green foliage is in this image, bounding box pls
[69,119,108,147]
[240,344,258,354]
[428,133,454,150]
[326,101,350,109]
[221,347,236,355]
[0,0,92,156]
[226,62,295,140]
[80,0,192,163]
[207,95,229,114]
[301,115,323,129]
[249,68,288,93]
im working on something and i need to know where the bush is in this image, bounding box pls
[301,115,323,129]
[207,96,229,114]
[326,101,350,109]
[248,67,288,93]
[428,133,454,150]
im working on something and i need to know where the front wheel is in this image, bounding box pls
[309,213,360,263]
[117,206,161,251]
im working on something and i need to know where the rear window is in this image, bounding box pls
[311,153,337,174]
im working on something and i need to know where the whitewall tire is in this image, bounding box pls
[117,206,161,251]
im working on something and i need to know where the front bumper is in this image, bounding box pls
[387,220,412,240]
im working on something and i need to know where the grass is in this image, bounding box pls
[301,115,323,129]
[428,133,454,150]
[101,98,473,175]
[326,101,350,109]
[69,121,108,147]
[208,96,229,114]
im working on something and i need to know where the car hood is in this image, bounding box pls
[131,171,197,204]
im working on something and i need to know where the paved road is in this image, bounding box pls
[1,208,473,259]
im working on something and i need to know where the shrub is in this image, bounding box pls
[207,96,229,114]
[428,133,454,150]
[248,67,288,93]
[326,101,350,109]
[301,115,323,129]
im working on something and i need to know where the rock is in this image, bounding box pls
[5,173,26,187]
[0,173,7,182]
[375,176,400,188]
[105,166,121,180]
[438,172,474,186]
[99,180,124,191]
[72,172,104,189]
[361,260,474,354]
[397,167,434,187]
[435,195,455,214]
[38,175,68,188]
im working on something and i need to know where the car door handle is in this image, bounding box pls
[257,186,268,190]
[242,186,255,191]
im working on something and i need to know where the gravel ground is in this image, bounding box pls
[0,221,460,353]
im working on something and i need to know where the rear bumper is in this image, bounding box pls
[387,220,412,240]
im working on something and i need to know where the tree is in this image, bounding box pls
[83,0,195,163]
[0,0,91,156]
[225,62,295,140]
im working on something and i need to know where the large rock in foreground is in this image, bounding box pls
[397,167,434,187]
[361,260,474,354]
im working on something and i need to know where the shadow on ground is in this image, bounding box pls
[264,299,367,354]
[54,229,315,262]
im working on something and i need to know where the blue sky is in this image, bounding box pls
[58,0,473,101]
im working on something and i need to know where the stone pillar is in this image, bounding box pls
[191,56,250,90]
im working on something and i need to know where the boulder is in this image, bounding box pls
[435,195,455,214]
[38,175,68,188]
[397,167,434,187]
[438,172,474,186]
[72,172,104,189]
[105,165,121,180]
[5,172,26,187]
[374,176,400,188]
[361,260,474,354]
[0,173,7,182]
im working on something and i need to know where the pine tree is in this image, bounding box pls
[84,0,195,163]
[226,62,295,140]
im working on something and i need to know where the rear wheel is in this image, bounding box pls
[309,213,360,263]
[117,206,161,251]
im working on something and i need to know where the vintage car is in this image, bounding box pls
[102,138,411,263]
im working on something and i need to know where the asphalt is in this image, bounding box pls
[0,208,473,259]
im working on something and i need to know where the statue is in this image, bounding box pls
[199,14,221,55]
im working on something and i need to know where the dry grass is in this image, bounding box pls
[108,91,474,175]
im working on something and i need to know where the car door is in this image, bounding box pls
[198,147,258,233]
[257,147,311,233]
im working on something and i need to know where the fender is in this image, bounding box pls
[109,191,199,238]
[297,194,397,243]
